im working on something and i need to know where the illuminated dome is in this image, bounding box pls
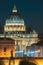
[5,6,24,26]
[4,5,26,33]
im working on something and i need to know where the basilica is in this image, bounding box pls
[0,5,39,58]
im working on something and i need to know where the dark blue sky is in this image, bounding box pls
[0,0,43,33]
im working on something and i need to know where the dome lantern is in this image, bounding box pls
[12,5,17,12]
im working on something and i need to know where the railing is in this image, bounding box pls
[0,33,38,38]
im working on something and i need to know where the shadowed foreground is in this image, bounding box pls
[19,60,36,65]
[0,60,4,65]
[0,58,43,65]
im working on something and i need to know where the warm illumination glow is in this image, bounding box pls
[36,59,43,65]
[3,59,43,65]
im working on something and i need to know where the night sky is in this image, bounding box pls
[0,0,43,33]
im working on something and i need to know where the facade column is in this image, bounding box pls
[20,40,23,57]
[20,40,22,51]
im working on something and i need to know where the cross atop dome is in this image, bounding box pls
[12,5,17,12]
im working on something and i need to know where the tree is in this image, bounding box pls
[19,60,36,65]
[0,60,4,65]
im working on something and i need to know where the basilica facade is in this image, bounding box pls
[0,5,39,57]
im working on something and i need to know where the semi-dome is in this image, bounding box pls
[5,6,24,26]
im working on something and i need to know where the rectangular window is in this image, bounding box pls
[4,48,6,52]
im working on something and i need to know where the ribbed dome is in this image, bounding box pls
[5,6,24,26]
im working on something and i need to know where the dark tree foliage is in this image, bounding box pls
[19,60,36,65]
[0,60,4,65]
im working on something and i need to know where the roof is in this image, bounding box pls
[0,38,15,44]
[36,41,43,46]
[31,40,43,46]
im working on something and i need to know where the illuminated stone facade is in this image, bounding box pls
[0,5,39,58]
[0,38,15,57]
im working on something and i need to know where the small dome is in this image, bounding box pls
[5,5,24,26]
